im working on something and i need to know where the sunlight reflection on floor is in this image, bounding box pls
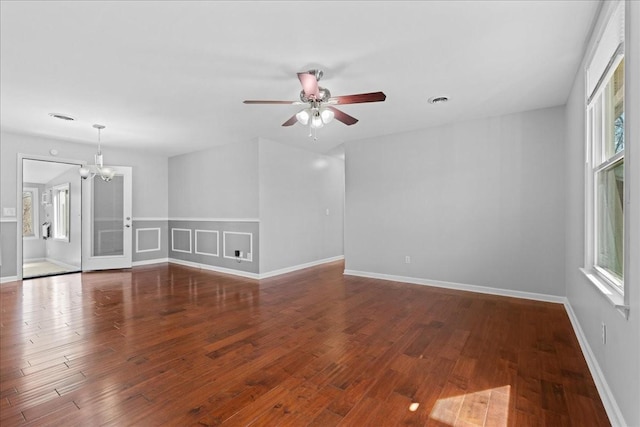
[429,385,510,426]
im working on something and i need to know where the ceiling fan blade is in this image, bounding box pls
[327,106,358,126]
[282,114,298,127]
[243,100,297,105]
[330,91,386,105]
[297,72,320,98]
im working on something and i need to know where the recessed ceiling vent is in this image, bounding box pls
[48,112,76,121]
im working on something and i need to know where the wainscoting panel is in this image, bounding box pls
[171,228,192,253]
[195,230,219,257]
[132,220,168,264]
[136,228,161,253]
[168,220,259,274]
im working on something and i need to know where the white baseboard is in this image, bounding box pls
[24,257,46,263]
[169,258,260,280]
[132,258,170,267]
[260,255,345,279]
[342,269,566,304]
[563,301,626,427]
[0,276,18,284]
[168,255,344,281]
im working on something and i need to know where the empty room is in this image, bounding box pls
[0,1,638,426]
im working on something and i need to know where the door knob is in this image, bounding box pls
[125,224,131,228]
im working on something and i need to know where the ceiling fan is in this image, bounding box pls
[243,69,386,137]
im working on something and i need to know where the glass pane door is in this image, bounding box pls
[82,166,132,271]
[93,175,124,256]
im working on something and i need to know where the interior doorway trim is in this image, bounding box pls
[16,153,84,280]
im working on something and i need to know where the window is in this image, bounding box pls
[22,187,39,239]
[585,1,626,303]
[52,183,70,241]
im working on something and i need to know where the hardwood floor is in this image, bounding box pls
[1,261,609,426]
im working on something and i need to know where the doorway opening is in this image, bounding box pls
[21,158,82,279]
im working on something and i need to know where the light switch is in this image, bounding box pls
[2,207,16,217]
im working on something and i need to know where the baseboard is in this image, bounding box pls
[169,258,260,280]
[343,269,566,304]
[0,276,18,284]
[260,255,345,279]
[24,257,46,263]
[563,301,626,427]
[132,258,170,267]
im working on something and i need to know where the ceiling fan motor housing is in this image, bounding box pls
[300,87,331,103]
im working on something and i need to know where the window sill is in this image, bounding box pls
[580,268,629,319]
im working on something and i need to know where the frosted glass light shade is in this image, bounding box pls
[320,108,334,124]
[79,167,91,179]
[296,109,310,125]
[310,112,324,129]
[100,167,115,182]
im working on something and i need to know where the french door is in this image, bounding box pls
[82,166,132,271]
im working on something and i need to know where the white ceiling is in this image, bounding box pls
[1,1,600,157]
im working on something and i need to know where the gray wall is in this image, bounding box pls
[0,222,17,278]
[344,106,566,296]
[258,138,344,273]
[564,2,640,426]
[168,139,259,219]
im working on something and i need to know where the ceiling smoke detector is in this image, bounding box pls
[428,96,449,104]
[48,112,76,121]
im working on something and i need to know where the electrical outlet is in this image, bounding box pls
[2,207,16,217]
[602,322,606,344]
[405,256,411,264]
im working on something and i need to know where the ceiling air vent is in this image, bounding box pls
[48,112,76,121]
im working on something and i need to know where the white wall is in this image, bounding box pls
[168,139,259,219]
[564,1,640,426]
[258,138,344,274]
[344,106,566,296]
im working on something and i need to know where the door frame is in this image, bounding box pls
[16,153,84,281]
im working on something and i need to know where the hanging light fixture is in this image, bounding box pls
[79,124,115,182]
[296,105,335,128]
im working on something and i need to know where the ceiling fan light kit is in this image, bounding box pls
[243,69,386,140]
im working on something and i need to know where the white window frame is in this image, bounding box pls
[582,0,629,319]
[51,183,70,242]
[22,187,39,240]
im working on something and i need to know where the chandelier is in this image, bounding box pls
[79,124,115,181]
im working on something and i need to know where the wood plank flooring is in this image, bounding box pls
[0,261,610,426]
